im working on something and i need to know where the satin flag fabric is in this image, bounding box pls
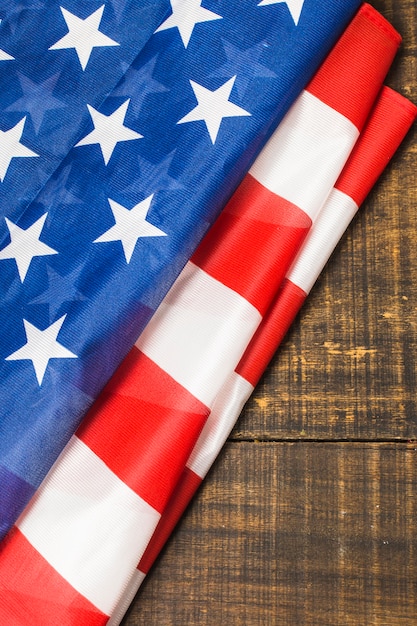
[0,0,171,221]
[0,6,408,625]
[0,0,363,538]
[134,88,417,614]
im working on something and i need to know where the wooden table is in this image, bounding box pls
[123,2,416,623]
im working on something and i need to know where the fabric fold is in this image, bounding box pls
[135,85,417,608]
[0,0,363,536]
[0,6,406,624]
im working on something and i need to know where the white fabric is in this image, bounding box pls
[17,436,160,615]
[107,569,146,626]
[250,90,359,220]
[287,188,359,293]
[136,261,262,407]
[187,371,254,477]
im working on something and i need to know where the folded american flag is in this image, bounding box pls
[0,0,363,539]
[134,87,416,609]
[1,5,411,625]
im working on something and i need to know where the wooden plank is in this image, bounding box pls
[234,0,417,441]
[123,442,417,626]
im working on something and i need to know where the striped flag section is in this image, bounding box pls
[236,87,417,386]
[131,87,417,617]
[0,6,404,624]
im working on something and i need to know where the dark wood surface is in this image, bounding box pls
[123,2,417,624]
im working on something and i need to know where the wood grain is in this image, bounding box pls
[123,1,416,624]
[124,444,417,626]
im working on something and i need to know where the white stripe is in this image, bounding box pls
[17,436,160,615]
[136,261,262,407]
[107,569,146,626]
[107,373,255,626]
[187,371,254,478]
[249,90,359,221]
[287,187,359,294]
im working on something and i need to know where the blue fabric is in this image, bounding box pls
[0,0,362,539]
[0,0,171,220]
[0,465,34,538]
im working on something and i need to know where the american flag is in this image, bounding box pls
[0,0,362,539]
[133,85,416,617]
[1,5,414,625]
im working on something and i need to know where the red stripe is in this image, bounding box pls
[236,279,306,386]
[307,3,401,131]
[0,528,108,626]
[138,466,202,574]
[335,87,417,206]
[77,348,209,513]
[191,175,311,315]
[236,91,417,387]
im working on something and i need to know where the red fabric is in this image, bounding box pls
[236,279,307,387]
[138,466,202,574]
[0,529,108,626]
[307,3,401,132]
[192,174,311,315]
[336,87,417,206]
[136,87,417,577]
[77,349,209,513]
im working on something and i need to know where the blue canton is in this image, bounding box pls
[0,0,171,221]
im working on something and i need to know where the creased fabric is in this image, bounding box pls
[0,6,409,624]
[0,0,363,537]
[126,86,417,625]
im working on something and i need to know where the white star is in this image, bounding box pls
[0,117,38,182]
[6,315,77,386]
[0,22,13,60]
[94,195,167,263]
[177,76,251,144]
[0,214,58,281]
[155,0,222,48]
[49,5,119,71]
[258,0,305,25]
[75,99,142,165]
[0,49,14,61]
